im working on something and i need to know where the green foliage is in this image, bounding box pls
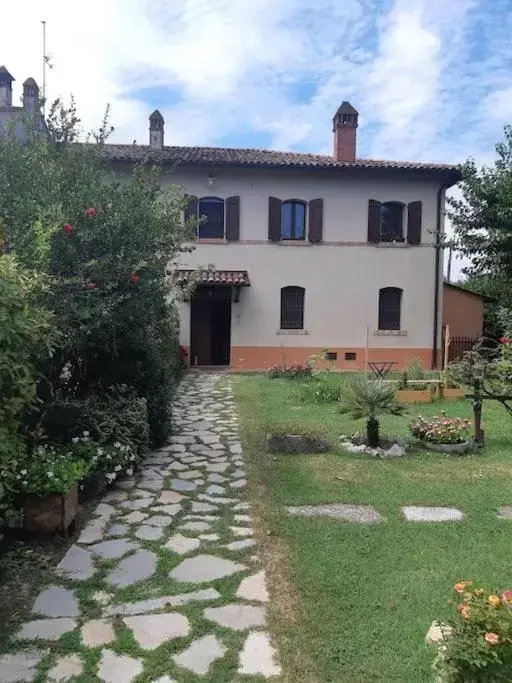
[339,379,404,446]
[298,374,342,404]
[407,357,425,380]
[265,419,326,439]
[0,256,57,432]
[409,414,472,444]
[267,362,312,379]
[0,432,26,524]
[17,444,90,495]
[434,583,512,682]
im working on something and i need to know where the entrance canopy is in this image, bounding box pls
[176,269,250,287]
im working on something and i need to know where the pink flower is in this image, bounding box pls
[484,632,500,645]
[129,274,140,284]
[63,223,74,234]
[85,207,97,218]
[501,591,512,603]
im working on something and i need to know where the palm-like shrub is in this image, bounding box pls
[339,379,404,447]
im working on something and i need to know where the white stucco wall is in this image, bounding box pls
[154,167,444,357]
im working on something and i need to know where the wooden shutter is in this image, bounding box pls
[225,196,240,241]
[407,201,422,245]
[368,199,381,243]
[184,194,198,226]
[268,197,282,241]
[308,198,323,243]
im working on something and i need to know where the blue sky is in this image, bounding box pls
[3,0,512,276]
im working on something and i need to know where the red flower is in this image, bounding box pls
[129,274,140,284]
[500,337,512,345]
[63,223,74,234]
[85,207,97,218]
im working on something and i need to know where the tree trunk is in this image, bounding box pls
[367,418,379,447]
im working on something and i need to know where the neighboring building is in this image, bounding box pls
[0,66,45,139]
[104,104,461,371]
[443,282,485,340]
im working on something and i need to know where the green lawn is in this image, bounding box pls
[234,375,512,683]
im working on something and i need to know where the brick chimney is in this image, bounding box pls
[23,77,40,113]
[149,109,164,150]
[332,101,358,162]
[0,66,14,109]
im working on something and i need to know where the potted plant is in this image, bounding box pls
[409,413,472,453]
[19,445,90,533]
[339,378,404,447]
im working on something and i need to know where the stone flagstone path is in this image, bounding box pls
[1,373,281,682]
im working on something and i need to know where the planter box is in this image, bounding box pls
[422,440,472,455]
[24,485,78,534]
[441,388,465,401]
[397,389,432,404]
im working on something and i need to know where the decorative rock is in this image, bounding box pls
[148,505,182,518]
[165,533,201,555]
[205,463,229,473]
[382,443,407,458]
[15,618,76,641]
[230,478,247,489]
[402,506,464,522]
[138,479,164,491]
[178,469,203,480]
[225,539,257,551]
[238,632,281,677]
[170,479,197,492]
[425,620,453,646]
[172,634,227,675]
[0,650,47,682]
[56,545,95,581]
[207,473,227,483]
[119,498,154,510]
[121,511,148,524]
[32,586,79,618]
[106,550,157,587]
[94,502,116,518]
[236,571,269,602]
[199,533,220,541]
[170,554,246,583]
[157,490,185,504]
[287,504,382,523]
[135,525,164,541]
[104,588,221,616]
[47,654,83,682]
[191,501,218,513]
[123,613,189,650]
[107,524,129,537]
[167,461,189,471]
[81,619,116,647]
[77,520,105,544]
[179,521,211,532]
[203,604,266,630]
[98,649,143,683]
[89,539,138,560]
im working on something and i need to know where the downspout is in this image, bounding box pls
[432,183,449,369]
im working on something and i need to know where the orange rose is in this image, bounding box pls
[454,581,472,593]
[485,632,499,645]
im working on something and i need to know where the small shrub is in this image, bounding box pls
[433,582,512,682]
[17,445,90,495]
[265,419,326,439]
[409,413,471,444]
[407,357,425,380]
[298,375,342,404]
[267,363,312,380]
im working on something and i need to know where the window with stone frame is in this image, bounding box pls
[378,287,402,330]
[280,286,305,329]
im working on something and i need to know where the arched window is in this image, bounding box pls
[281,286,305,329]
[281,200,306,240]
[380,202,404,242]
[198,197,224,238]
[378,287,402,330]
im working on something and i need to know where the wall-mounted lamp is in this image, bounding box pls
[208,172,215,186]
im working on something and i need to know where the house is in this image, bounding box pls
[110,105,460,371]
[0,66,45,139]
[443,282,486,341]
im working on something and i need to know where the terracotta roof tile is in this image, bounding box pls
[104,144,461,179]
[176,269,250,286]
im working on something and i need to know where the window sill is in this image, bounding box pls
[374,242,409,248]
[374,330,408,337]
[275,240,309,246]
[197,238,226,244]
[276,329,309,335]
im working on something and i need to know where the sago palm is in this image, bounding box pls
[339,378,404,447]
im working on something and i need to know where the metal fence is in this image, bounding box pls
[444,335,478,366]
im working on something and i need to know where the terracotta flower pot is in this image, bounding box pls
[24,485,78,534]
[397,389,433,404]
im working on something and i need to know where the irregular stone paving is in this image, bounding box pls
[6,373,281,681]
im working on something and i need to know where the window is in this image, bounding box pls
[198,197,224,238]
[281,200,306,240]
[280,286,305,329]
[345,352,357,361]
[378,287,402,330]
[380,202,404,242]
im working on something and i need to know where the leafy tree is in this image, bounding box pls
[448,126,512,328]
[0,101,193,445]
[339,378,404,447]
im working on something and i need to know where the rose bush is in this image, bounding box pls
[433,582,512,682]
[409,413,472,444]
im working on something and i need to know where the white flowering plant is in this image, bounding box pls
[18,445,91,495]
[70,431,138,484]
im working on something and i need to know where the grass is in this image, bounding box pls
[235,374,512,683]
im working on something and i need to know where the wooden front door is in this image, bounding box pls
[190,287,232,366]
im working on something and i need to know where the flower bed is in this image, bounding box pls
[267,362,312,379]
[409,413,472,449]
